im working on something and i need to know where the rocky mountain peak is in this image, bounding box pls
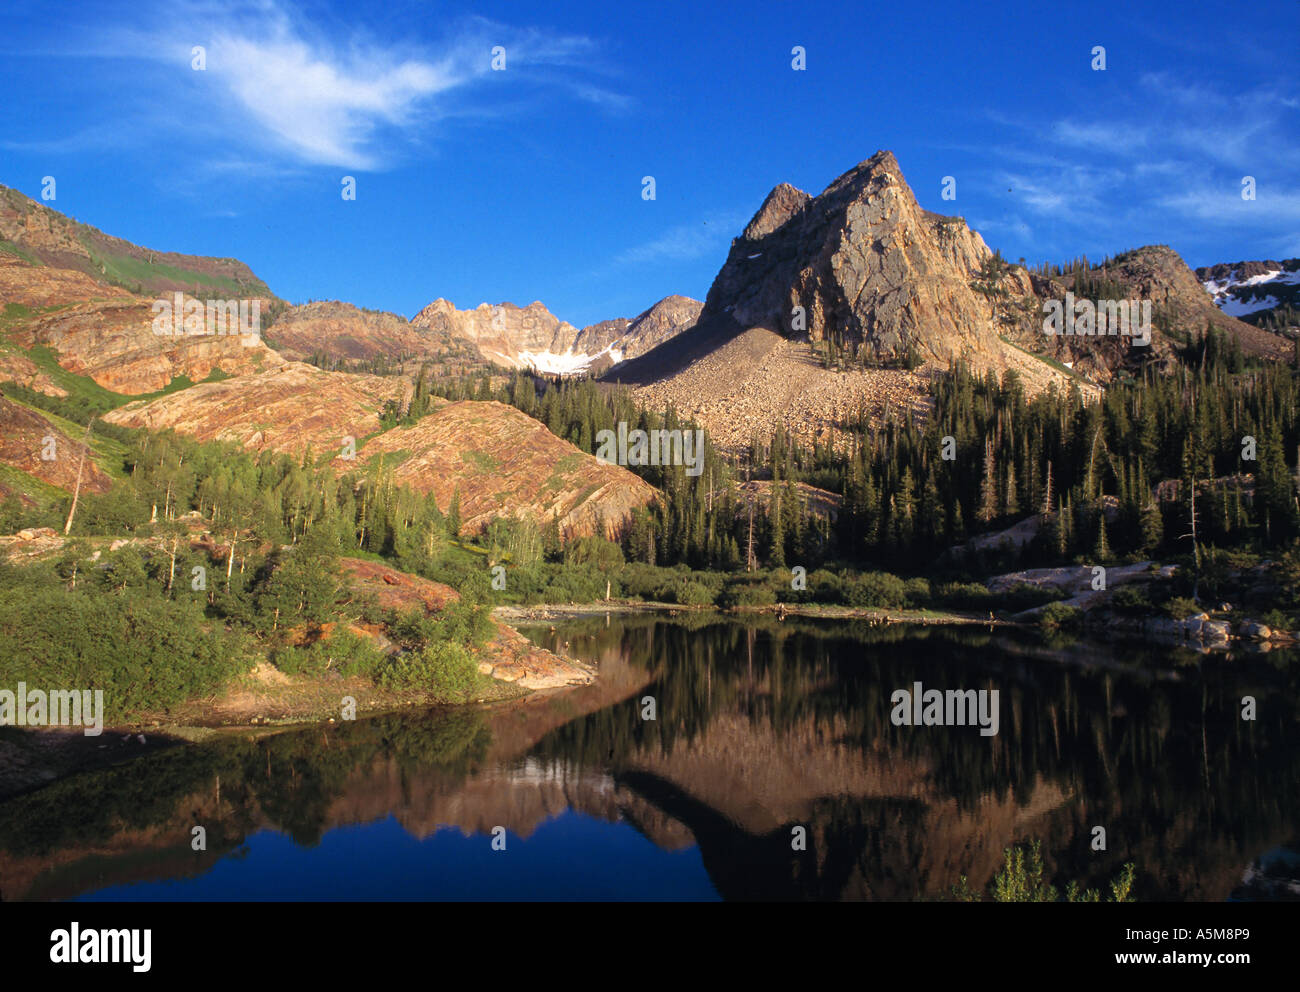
[411,293,701,375]
[699,148,1002,364]
[742,183,811,241]
[823,149,905,195]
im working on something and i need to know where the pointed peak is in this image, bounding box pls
[823,150,906,195]
[742,182,811,241]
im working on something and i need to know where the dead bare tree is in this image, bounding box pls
[63,418,95,536]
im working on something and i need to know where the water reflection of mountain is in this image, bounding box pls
[1,616,1296,901]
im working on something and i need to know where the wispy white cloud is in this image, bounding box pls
[969,73,1300,261]
[1157,186,1300,225]
[615,211,748,266]
[994,166,1126,225]
[969,214,1033,244]
[45,1,625,171]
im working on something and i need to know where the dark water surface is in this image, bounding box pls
[2,614,1297,901]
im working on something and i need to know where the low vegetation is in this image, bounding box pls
[951,840,1137,902]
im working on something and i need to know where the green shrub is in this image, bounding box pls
[564,535,624,569]
[0,573,251,721]
[807,569,844,604]
[843,571,908,609]
[376,641,480,702]
[1109,584,1151,615]
[667,579,716,606]
[1261,609,1293,633]
[996,582,1061,612]
[1037,602,1082,633]
[1162,597,1202,620]
[720,578,777,608]
[325,627,387,678]
[271,643,331,677]
[934,582,991,612]
[387,600,493,650]
[903,577,931,608]
[953,841,1136,902]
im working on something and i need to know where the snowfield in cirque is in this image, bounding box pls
[1203,266,1300,316]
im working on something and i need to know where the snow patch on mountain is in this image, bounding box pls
[1203,266,1300,309]
[1220,295,1280,317]
[518,341,623,375]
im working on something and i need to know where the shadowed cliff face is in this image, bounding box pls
[1,616,1296,902]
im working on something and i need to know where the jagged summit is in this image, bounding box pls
[602,151,1089,452]
[411,295,700,374]
[742,182,811,240]
[694,148,1001,365]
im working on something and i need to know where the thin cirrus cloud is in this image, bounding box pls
[615,211,749,267]
[55,1,624,172]
[968,73,1300,258]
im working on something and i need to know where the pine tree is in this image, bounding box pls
[1139,498,1163,554]
[447,487,462,538]
[769,487,786,567]
[1094,511,1110,561]
[978,438,998,525]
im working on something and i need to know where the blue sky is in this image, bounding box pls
[2,0,1297,327]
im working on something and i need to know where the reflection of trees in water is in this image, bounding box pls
[3,617,1297,901]
[0,709,491,858]
[531,618,1300,900]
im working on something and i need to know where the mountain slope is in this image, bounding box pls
[1086,246,1287,357]
[574,295,703,373]
[0,396,112,503]
[0,184,275,299]
[102,362,407,454]
[0,188,286,395]
[336,400,658,538]
[262,300,484,372]
[103,363,656,537]
[695,150,1003,364]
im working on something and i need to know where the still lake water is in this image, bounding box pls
[2,613,1297,901]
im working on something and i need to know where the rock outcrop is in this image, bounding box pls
[605,152,1087,451]
[3,294,283,394]
[573,294,703,371]
[412,299,583,370]
[411,295,700,374]
[693,150,1005,364]
[102,362,407,454]
[333,400,658,538]
[1097,246,1287,356]
[264,300,483,371]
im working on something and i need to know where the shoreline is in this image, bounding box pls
[3,603,1294,799]
[6,602,1294,744]
[493,600,1007,625]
